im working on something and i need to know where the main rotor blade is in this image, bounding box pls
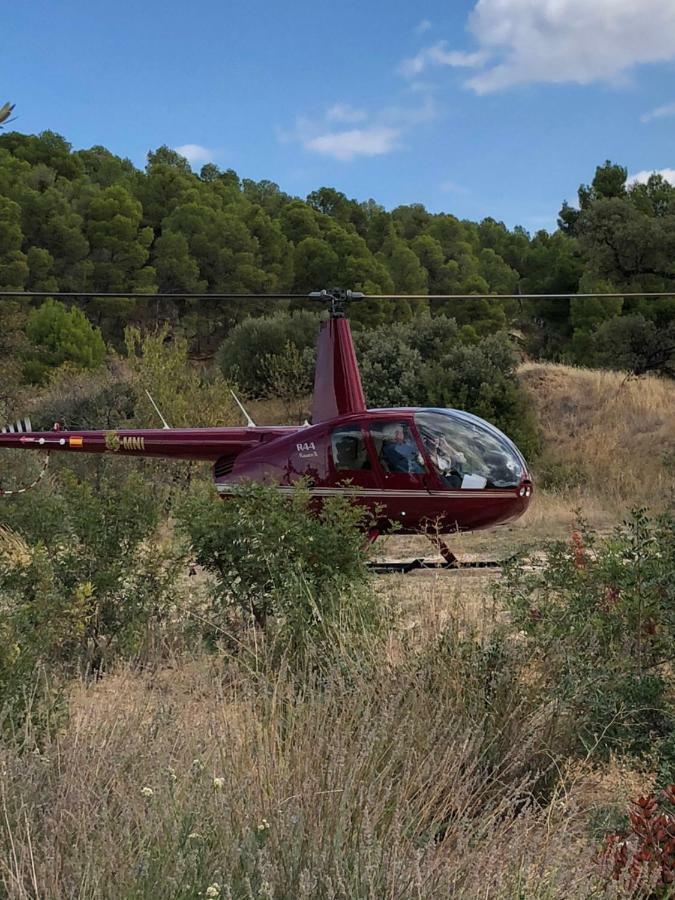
[0,291,307,300]
[1,290,675,300]
[366,292,675,299]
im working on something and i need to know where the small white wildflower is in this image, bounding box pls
[206,883,221,898]
[257,817,270,832]
[188,832,202,841]
[191,758,205,774]
[141,786,154,798]
[166,766,177,782]
[213,776,224,789]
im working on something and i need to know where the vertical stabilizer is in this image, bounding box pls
[311,316,366,423]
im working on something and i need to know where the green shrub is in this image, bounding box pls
[354,319,538,457]
[126,326,238,428]
[535,456,587,491]
[29,365,135,430]
[589,313,675,376]
[406,313,460,358]
[499,511,675,769]
[179,482,381,667]
[216,311,320,397]
[24,298,106,383]
[259,340,315,420]
[418,332,540,460]
[0,462,181,727]
[354,320,540,460]
[354,325,425,407]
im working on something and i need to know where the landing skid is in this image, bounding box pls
[367,555,511,574]
[367,532,515,574]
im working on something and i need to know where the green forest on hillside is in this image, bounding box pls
[0,129,674,379]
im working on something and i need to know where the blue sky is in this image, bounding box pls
[5,0,675,231]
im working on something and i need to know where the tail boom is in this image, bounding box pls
[0,426,297,462]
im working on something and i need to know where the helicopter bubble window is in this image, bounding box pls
[414,410,525,489]
[369,422,427,475]
[331,426,371,471]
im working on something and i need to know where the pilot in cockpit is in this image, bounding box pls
[427,435,466,488]
[381,425,425,474]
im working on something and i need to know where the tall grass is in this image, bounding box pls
[0,628,637,899]
[520,362,675,510]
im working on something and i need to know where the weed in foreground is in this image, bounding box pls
[599,785,675,897]
[498,510,675,772]
[179,482,383,670]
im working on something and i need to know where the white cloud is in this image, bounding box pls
[285,97,436,162]
[627,168,675,186]
[467,0,675,93]
[408,80,437,94]
[402,0,675,93]
[305,126,401,162]
[400,41,487,77]
[415,19,432,35]
[174,143,215,165]
[383,95,437,126]
[325,103,368,124]
[440,180,469,195]
[641,102,675,123]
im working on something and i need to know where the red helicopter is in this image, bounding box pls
[0,288,532,559]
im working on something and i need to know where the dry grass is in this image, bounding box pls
[0,634,646,900]
[248,395,311,426]
[520,362,675,510]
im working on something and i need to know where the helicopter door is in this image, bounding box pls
[369,421,430,492]
[330,424,379,491]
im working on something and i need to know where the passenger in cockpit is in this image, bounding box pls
[382,425,425,474]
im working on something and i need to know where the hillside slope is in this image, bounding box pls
[520,362,675,509]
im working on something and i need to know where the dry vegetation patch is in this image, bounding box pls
[520,362,675,510]
[0,643,642,900]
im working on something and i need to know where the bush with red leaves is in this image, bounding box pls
[600,785,675,896]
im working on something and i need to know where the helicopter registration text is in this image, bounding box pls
[296,441,318,458]
[122,436,145,451]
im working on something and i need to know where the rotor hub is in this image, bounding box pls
[308,287,364,318]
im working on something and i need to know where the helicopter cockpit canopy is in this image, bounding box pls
[415,409,526,489]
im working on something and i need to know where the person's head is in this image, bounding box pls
[384,423,405,444]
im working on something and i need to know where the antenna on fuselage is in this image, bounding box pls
[230,390,256,428]
[145,390,171,429]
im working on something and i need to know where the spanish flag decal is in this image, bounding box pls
[69,436,84,448]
